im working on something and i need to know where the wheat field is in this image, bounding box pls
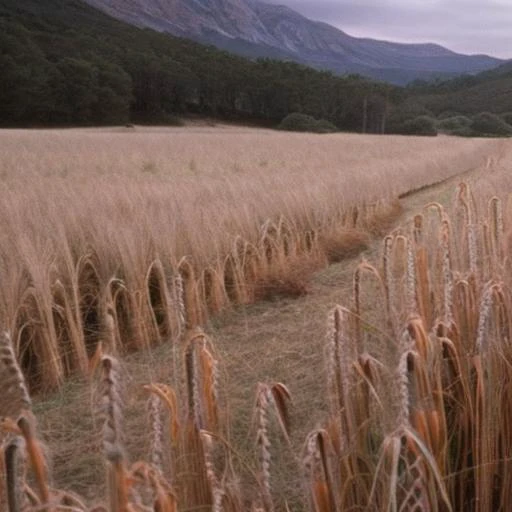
[0,127,501,390]
[1,126,512,510]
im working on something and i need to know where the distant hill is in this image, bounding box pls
[406,61,512,116]
[419,78,512,116]
[82,0,503,85]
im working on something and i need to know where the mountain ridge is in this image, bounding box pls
[82,0,504,84]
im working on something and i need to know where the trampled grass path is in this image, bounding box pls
[33,138,511,502]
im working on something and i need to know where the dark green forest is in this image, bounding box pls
[0,0,397,131]
[1,0,512,135]
[403,60,512,115]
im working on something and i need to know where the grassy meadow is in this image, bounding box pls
[1,126,512,510]
[0,127,499,388]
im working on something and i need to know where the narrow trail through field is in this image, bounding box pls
[209,138,510,428]
[34,138,511,500]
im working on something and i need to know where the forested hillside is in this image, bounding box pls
[0,0,395,130]
[410,70,512,116]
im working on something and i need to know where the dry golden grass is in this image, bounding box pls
[2,127,512,509]
[7,155,512,510]
[0,127,501,391]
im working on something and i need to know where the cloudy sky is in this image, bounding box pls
[265,0,512,58]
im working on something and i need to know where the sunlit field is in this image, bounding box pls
[2,126,512,511]
[0,126,500,389]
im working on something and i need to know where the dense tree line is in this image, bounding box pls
[404,60,512,117]
[0,0,397,130]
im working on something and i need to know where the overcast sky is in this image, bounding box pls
[265,0,512,59]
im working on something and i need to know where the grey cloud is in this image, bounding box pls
[263,0,512,57]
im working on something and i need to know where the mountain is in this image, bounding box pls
[82,0,503,84]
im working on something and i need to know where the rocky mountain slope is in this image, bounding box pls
[82,0,503,84]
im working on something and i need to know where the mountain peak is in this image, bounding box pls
[83,0,503,84]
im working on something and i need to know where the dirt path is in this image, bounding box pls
[34,138,510,502]
[209,138,510,432]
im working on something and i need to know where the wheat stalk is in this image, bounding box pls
[303,429,337,512]
[4,437,24,512]
[0,332,31,419]
[147,393,164,472]
[199,430,224,512]
[406,239,417,315]
[255,383,273,511]
[99,355,129,512]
